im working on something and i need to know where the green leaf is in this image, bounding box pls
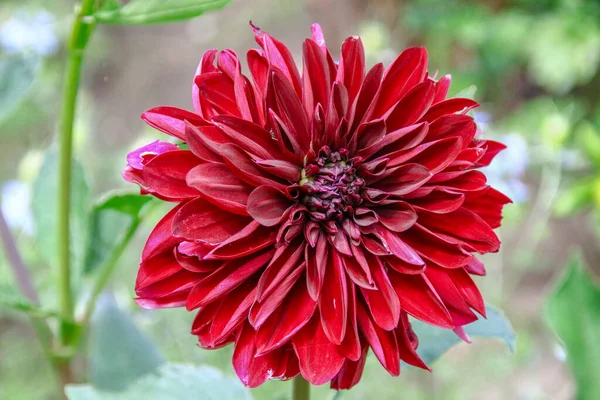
[554,178,596,217]
[32,149,90,283]
[94,0,233,25]
[66,363,253,400]
[576,121,600,168]
[545,254,600,400]
[411,305,516,365]
[0,283,64,319]
[0,54,39,124]
[89,296,164,391]
[84,192,152,274]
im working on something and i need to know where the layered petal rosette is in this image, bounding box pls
[124,23,511,389]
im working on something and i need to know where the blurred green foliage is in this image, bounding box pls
[546,254,600,400]
[1,0,600,399]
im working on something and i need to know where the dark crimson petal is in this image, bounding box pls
[218,143,288,191]
[356,298,400,375]
[254,159,301,183]
[410,188,465,214]
[477,140,507,167]
[186,250,273,310]
[370,163,432,195]
[386,136,463,173]
[396,312,429,370]
[351,62,384,130]
[330,345,368,390]
[255,274,317,355]
[328,229,352,256]
[356,119,387,151]
[464,257,486,276]
[358,122,428,160]
[246,48,269,95]
[338,284,362,361]
[305,234,328,300]
[389,272,454,328]
[233,322,279,388]
[360,253,401,331]
[211,115,281,160]
[292,315,346,386]
[126,141,179,170]
[302,38,331,117]
[174,247,220,273]
[250,264,304,329]
[141,203,184,261]
[142,106,207,141]
[135,292,187,309]
[186,163,253,215]
[216,49,238,80]
[270,70,311,151]
[205,221,277,260]
[172,197,250,244]
[319,250,349,345]
[193,49,218,114]
[247,186,292,227]
[421,98,479,123]
[426,114,477,147]
[257,240,305,301]
[433,74,451,103]
[337,35,366,106]
[463,187,512,229]
[136,269,198,299]
[401,224,472,268]
[342,245,375,290]
[195,72,240,118]
[139,150,201,201]
[251,23,302,97]
[377,225,425,266]
[385,80,435,132]
[383,256,426,275]
[136,251,183,292]
[429,170,488,191]
[191,300,221,334]
[234,65,263,125]
[209,283,256,345]
[446,267,486,316]
[417,207,500,253]
[376,202,417,232]
[425,265,478,326]
[372,47,428,118]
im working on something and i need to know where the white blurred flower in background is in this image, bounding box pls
[1,180,34,235]
[0,10,58,56]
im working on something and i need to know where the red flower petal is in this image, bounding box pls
[293,316,346,385]
[319,250,349,344]
[172,197,250,244]
[187,163,253,215]
[247,186,292,227]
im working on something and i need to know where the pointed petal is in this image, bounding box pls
[293,316,345,385]
[186,163,253,215]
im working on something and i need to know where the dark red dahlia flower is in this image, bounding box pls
[125,23,510,389]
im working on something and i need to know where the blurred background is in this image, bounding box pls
[1,0,600,399]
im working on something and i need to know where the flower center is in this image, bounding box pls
[299,146,365,222]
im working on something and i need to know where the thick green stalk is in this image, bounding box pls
[56,0,96,349]
[293,376,311,400]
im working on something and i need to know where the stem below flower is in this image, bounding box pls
[56,0,96,350]
[292,375,311,400]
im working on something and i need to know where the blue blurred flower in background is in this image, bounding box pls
[0,10,58,56]
[482,133,529,203]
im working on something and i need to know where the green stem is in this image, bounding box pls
[82,218,141,324]
[292,376,311,400]
[56,0,96,350]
